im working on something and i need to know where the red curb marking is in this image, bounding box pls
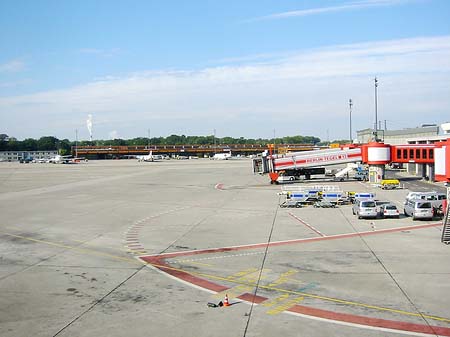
[144,257,229,293]
[237,293,267,304]
[288,305,450,336]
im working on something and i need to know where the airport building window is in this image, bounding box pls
[422,149,427,159]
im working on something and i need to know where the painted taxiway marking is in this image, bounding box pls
[123,206,193,256]
[141,222,450,336]
[1,231,141,265]
[143,222,441,260]
[2,229,448,336]
[168,251,264,264]
[288,212,325,237]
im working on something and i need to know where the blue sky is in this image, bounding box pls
[1,0,450,141]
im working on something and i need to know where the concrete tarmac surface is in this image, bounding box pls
[0,159,449,337]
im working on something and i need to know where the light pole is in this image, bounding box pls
[273,128,276,154]
[349,99,353,143]
[374,77,379,141]
[213,129,216,155]
[75,129,78,158]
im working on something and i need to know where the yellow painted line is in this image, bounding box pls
[186,270,450,324]
[0,231,142,265]
[148,261,450,323]
[4,230,450,324]
[214,284,254,300]
[261,293,291,307]
[266,296,305,315]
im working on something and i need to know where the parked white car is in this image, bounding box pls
[380,204,400,218]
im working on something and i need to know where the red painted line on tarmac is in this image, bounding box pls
[288,305,450,336]
[143,256,229,293]
[143,222,441,259]
[288,212,325,237]
[237,293,267,304]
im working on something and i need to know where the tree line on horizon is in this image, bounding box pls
[0,133,348,154]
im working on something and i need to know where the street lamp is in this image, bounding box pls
[213,129,216,155]
[75,129,78,158]
[374,77,379,141]
[349,99,353,143]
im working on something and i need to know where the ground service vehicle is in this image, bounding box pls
[352,199,378,219]
[355,171,368,181]
[280,200,302,208]
[380,179,400,189]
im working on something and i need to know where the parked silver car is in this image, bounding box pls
[352,199,378,219]
[403,200,434,220]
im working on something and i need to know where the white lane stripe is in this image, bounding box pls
[168,251,264,263]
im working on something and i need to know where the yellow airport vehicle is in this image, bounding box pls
[380,179,400,189]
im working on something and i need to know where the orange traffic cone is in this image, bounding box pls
[224,294,230,307]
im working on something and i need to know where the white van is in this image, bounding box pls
[405,191,446,211]
[352,199,378,219]
[403,200,434,220]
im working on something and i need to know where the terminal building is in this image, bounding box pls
[0,150,58,162]
[357,123,450,181]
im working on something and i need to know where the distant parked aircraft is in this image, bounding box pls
[47,155,87,164]
[212,152,232,160]
[137,151,163,162]
[48,155,73,164]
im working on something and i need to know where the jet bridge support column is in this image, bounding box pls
[362,142,391,184]
[434,138,450,244]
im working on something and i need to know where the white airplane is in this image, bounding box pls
[212,152,232,160]
[137,151,162,162]
[48,155,74,164]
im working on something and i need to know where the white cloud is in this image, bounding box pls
[1,35,449,140]
[0,59,26,73]
[248,0,412,22]
[248,0,413,21]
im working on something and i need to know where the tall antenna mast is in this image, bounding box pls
[349,99,353,142]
